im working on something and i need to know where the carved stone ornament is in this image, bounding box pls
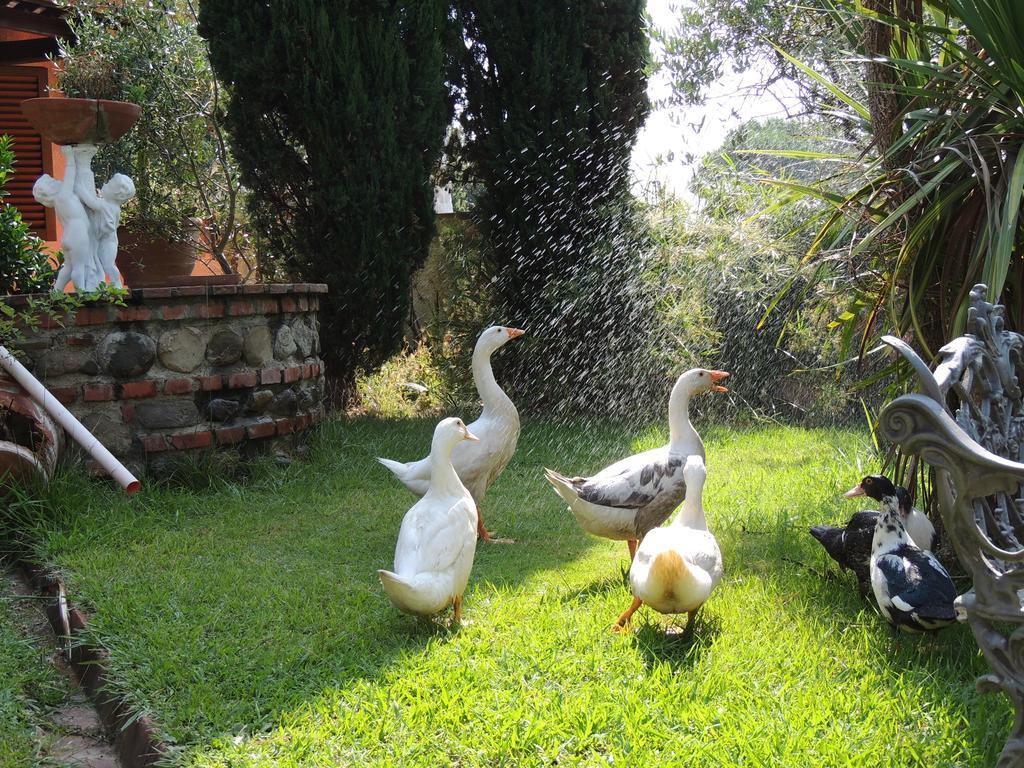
[880,285,1024,767]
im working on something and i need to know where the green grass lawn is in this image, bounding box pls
[0,577,64,766]
[15,418,1012,766]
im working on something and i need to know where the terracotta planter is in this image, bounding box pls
[117,227,198,288]
[20,97,141,145]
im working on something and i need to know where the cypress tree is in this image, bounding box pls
[198,2,449,401]
[453,1,652,415]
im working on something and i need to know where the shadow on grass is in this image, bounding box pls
[630,611,724,672]
[19,415,604,744]
[558,569,629,605]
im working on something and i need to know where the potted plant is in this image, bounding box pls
[55,0,249,286]
[21,36,140,145]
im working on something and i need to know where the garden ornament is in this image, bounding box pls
[32,143,135,293]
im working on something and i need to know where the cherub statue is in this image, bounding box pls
[72,145,135,289]
[32,145,99,292]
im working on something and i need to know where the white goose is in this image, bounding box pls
[544,368,728,558]
[378,325,524,542]
[614,456,723,634]
[378,417,480,622]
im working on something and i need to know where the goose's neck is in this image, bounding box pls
[674,489,707,530]
[668,386,698,450]
[429,439,465,497]
[474,344,515,416]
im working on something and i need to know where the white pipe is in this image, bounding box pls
[0,345,140,494]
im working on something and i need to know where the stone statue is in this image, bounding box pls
[73,145,135,290]
[31,143,135,293]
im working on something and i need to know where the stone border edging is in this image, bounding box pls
[19,561,168,768]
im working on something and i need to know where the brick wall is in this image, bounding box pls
[1,283,328,470]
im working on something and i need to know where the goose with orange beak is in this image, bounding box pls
[379,325,525,543]
[545,368,729,560]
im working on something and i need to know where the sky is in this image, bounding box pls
[631,0,802,201]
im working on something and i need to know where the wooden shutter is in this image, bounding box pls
[0,66,52,239]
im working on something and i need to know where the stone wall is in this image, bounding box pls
[1,283,327,472]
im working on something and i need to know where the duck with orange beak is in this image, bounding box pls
[379,417,483,622]
[379,325,525,543]
[545,368,729,560]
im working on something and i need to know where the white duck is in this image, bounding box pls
[544,367,729,559]
[378,325,524,542]
[613,456,723,634]
[378,417,481,622]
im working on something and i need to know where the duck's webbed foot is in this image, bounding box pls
[680,606,702,640]
[477,506,514,544]
[612,597,643,634]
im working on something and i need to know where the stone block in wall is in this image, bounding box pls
[291,317,316,358]
[33,347,93,378]
[269,388,297,417]
[274,325,297,359]
[158,327,205,373]
[243,326,273,366]
[98,332,157,378]
[251,389,274,412]
[77,403,133,457]
[206,329,244,366]
[135,399,201,430]
[208,398,241,422]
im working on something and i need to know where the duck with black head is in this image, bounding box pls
[845,475,956,633]
[810,476,937,598]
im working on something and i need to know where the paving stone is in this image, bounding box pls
[49,735,118,768]
[158,326,205,373]
[51,704,103,735]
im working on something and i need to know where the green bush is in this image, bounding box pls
[647,197,859,424]
[199,0,451,402]
[0,135,55,296]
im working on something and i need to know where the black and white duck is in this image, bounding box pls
[847,475,956,633]
[810,477,936,598]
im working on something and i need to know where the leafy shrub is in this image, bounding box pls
[647,197,860,424]
[355,344,445,419]
[0,135,55,296]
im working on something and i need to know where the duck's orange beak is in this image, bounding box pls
[843,484,865,498]
[464,429,480,442]
[507,328,526,339]
[709,370,729,392]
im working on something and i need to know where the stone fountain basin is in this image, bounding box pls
[21,97,141,146]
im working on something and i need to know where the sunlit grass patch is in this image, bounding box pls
[16,418,1013,766]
